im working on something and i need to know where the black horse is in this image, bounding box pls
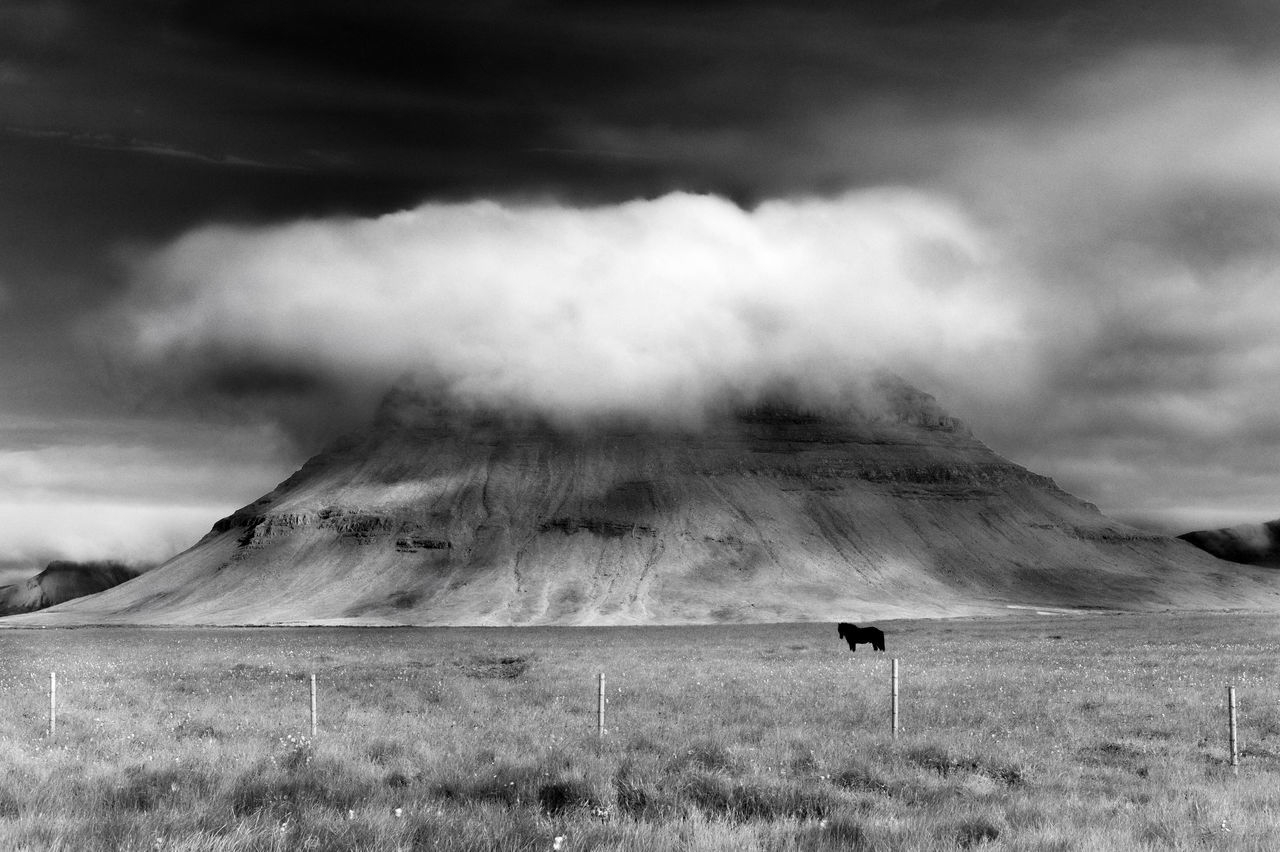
[837,622,885,652]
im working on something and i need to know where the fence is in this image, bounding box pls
[30,660,1248,774]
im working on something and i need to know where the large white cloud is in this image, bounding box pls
[116,189,1031,424]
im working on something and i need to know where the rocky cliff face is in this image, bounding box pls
[16,378,1280,625]
[1179,520,1280,568]
[0,561,141,616]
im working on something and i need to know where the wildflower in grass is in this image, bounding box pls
[553,836,566,850]
[276,734,315,770]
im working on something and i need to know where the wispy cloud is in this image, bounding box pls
[4,125,305,170]
[0,416,295,563]
[0,497,216,566]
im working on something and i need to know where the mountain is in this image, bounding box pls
[12,379,1280,626]
[1179,520,1280,568]
[0,561,141,616]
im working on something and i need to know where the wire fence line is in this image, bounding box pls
[24,659,1251,774]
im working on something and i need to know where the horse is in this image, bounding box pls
[837,622,885,652]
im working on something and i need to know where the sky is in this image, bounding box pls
[5,0,1280,577]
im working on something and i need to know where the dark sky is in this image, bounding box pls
[6,0,1280,572]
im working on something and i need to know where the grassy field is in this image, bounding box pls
[1,612,1279,850]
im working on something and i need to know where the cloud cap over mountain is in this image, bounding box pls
[109,190,1027,432]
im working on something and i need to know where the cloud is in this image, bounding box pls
[992,49,1280,190]
[919,48,1280,527]
[0,566,32,586]
[0,416,296,564]
[94,45,1280,532]
[109,189,1031,430]
[0,497,217,566]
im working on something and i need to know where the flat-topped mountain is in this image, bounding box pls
[13,379,1280,625]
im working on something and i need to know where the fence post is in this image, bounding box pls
[1228,685,1238,775]
[891,658,899,739]
[48,671,56,739]
[310,673,318,738]
[597,672,606,742]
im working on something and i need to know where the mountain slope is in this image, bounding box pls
[1179,520,1280,568]
[0,561,140,616]
[15,381,1280,625]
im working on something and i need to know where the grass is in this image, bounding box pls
[0,612,1278,849]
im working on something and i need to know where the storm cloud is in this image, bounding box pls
[9,0,1280,564]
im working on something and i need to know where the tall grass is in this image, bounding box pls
[0,613,1278,849]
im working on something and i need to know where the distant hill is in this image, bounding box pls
[0,560,142,616]
[11,378,1280,626]
[1179,521,1280,568]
